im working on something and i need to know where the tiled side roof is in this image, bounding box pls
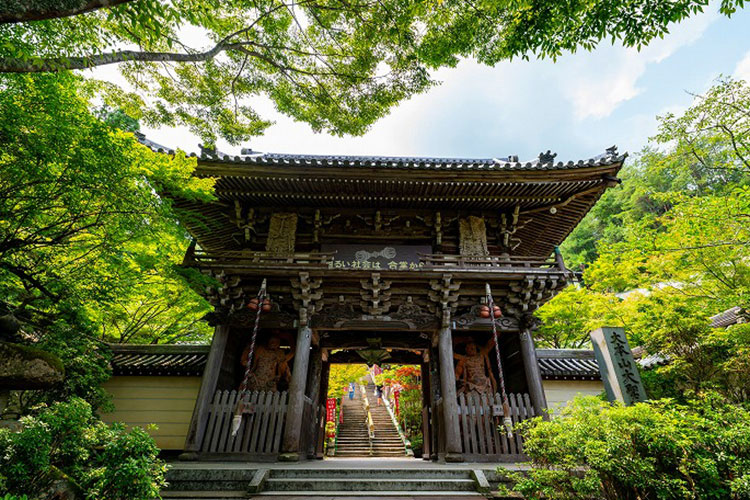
[109,344,209,376]
[536,349,601,380]
[109,344,604,380]
[710,306,745,328]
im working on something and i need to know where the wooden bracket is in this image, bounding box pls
[291,272,323,327]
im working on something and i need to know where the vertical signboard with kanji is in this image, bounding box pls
[326,398,336,422]
[590,327,648,405]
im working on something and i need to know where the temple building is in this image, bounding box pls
[105,145,625,463]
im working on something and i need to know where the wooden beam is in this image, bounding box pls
[519,327,549,420]
[180,324,229,458]
[438,315,463,462]
[280,324,313,460]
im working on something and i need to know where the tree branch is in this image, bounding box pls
[0,0,136,24]
[0,40,247,72]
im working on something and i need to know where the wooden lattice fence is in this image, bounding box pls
[457,392,534,461]
[200,390,288,457]
[435,392,535,461]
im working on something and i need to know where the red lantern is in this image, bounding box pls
[261,298,272,312]
[478,305,490,318]
[248,298,259,311]
[492,306,502,318]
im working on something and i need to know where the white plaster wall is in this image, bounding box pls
[542,379,605,414]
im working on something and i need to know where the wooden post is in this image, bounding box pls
[519,327,548,419]
[315,360,330,459]
[438,314,463,462]
[280,324,313,460]
[180,324,230,459]
[305,345,323,458]
[429,346,440,461]
[420,361,431,460]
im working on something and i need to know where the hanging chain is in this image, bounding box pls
[486,283,513,438]
[231,279,267,437]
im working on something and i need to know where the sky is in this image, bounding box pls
[104,6,750,163]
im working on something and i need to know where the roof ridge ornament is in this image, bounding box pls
[605,145,618,157]
[538,150,557,164]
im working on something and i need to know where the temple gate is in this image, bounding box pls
[166,148,625,462]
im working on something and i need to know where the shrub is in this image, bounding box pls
[503,395,750,500]
[0,398,166,500]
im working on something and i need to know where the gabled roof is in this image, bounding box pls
[109,344,209,376]
[149,138,625,258]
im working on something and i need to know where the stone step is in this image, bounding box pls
[267,469,473,480]
[253,492,485,497]
[161,491,247,499]
[263,478,476,492]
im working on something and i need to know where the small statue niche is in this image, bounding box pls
[240,335,294,392]
[454,336,497,395]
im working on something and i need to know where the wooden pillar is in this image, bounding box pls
[280,324,313,460]
[420,361,431,460]
[305,344,323,458]
[428,346,440,461]
[519,326,549,419]
[315,360,330,459]
[180,324,230,459]
[438,319,463,462]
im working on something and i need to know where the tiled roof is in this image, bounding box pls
[536,349,601,380]
[189,150,626,172]
[109,344,604,380]
[109,344,209,376]
[710,306,745,328]
[135,134,625,172]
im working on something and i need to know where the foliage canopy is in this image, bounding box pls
[1,1,746,144]
[505,396,750,500]
[0,73,215,410]
[0,397,166,499]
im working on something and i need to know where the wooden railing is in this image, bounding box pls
[418,253,561,270]
[186,248,566,273]
[200,389,288,456]
[188,249,335,267]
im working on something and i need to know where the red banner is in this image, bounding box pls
[326,398,336,422]
[394,390,400,417]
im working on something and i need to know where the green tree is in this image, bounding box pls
[540,78,750,401]
[504,395,750,500]
[327,364,369,397]
[0,73,215,409]
[0,397,167,499]
[1,1,746,145]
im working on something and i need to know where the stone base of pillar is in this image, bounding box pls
[444,452,464,463]
[177,452,199,461]
[278,452,301,462]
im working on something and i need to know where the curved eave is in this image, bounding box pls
[168,154,624,258]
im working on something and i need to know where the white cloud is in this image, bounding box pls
[560,9,719,120]
[85,6,723,159]
[734,51,750,82]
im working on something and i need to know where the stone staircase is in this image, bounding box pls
[162,465,497,498]
[258,467,483,496]
[335,384,406,457]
